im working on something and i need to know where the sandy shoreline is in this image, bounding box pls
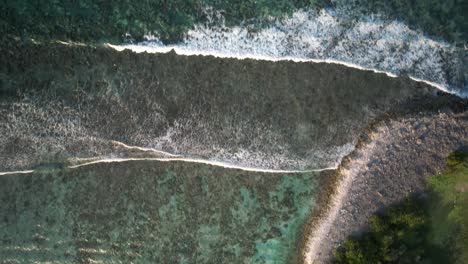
[300,98,467,263]
[302,133,379,263]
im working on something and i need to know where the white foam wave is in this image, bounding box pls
[111,140,181,157]
[110,8,466,98]
[0,170,34,176]
[69,157,336,173]
[0,155,336,176]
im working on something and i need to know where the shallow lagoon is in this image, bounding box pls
[0,160,321,263]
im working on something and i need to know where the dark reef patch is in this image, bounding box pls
[0,38,451,171]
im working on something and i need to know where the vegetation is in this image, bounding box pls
[426,151,468,262]
[1,0,466,44]
[333,151,468,263]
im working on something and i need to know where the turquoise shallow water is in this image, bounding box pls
[0,160,321,263]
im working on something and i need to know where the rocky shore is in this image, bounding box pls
[301,96,467,263]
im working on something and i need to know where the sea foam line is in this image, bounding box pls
[0,170,34,176]
[68,157,336,173]
[110,140,337,172]
[111,140,182,157]
[107,8,466,98]
[0,156,335,176]
[0,138,337,176]
[108,42,456,97]
[108,43,398,78]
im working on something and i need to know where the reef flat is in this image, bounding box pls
[0,38,445,172]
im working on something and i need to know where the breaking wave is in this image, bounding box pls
[113,8,467,98]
